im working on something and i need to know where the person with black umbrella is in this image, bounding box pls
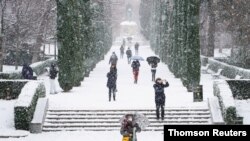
[146,56,160,81]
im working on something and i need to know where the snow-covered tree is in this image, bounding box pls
[57,0,112,91]
[145,0,201,91]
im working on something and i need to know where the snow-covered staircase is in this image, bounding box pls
[43,107,212,132]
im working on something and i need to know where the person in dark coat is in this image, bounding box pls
[107,65,117,101]
[126,47,132,64]
[153,78,169,120]
[131,60,140,84]
[120,45,125,59]
[134,42,139,55]
[150,61,158,81]
[122,38,126,46]
[21,64,34,80]
[120,114,141,141]
[49,63,59,94]
[109,52,118,67]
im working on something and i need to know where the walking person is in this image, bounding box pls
[134,42,139,55]
[150,61,158,81]
[107,65,117,101]
[120,114,141,141]
[49,63,59,94]
[122,38,126,47]
[131,60,140,84]
[120,45,125,59]
[109,52,118,67]
[126,47,132,64]
[153,78,169,120]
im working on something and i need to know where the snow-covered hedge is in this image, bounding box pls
[0,58,56,79]
[0,80,28,99]
[201,56,250,79]
[227,80,250,99]
[14,81,46,130]
[31,58,56,76]
[213,80,237,124]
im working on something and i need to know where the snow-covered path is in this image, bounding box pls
[47,36,207,110]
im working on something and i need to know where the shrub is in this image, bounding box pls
[0,80,28,99]
[213,80,237,124]
[14,81,46,130]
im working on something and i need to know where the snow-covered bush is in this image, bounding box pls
[0,58,56,79]
[213,80,237,124]
[14,81,46,130]
[227,80,250,99]
[207,57,250,79]
[31,58,57,76]
[0,80,28,99]
[0,72,22,79]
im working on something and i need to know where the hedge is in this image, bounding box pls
[0,58,56,79]
[0,80,29,99]
[213,80,237,124]
[14,81,46,130]
[201,56,250,79]
[227,80,250,99]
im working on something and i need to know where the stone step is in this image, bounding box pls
[44,119,210,126]
[48,108,209,112]
[47,113,210,120]
[42,127,164,132]
[44,117,211,123]
[43,108,212,132]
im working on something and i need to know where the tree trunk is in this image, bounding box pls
[207,0,215,57]
[0,35,3,72]
[0,0,7,72]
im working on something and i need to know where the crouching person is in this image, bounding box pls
[120,114,141,141]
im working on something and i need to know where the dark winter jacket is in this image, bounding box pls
[131,60,140,71]
[22,64,33,79]
[153,82,169,105]
[126,49,132,57]
[107,71,117,88]
[135,43,139,50]
[109,54,118,65]
[120,120,141,139]
[120,46,125,53]
[49,66,58,79]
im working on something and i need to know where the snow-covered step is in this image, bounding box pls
[43,108,212,132]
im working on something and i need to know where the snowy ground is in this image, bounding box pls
[46,36,206,110]
[3,131,163,141]
[0,36,249,140]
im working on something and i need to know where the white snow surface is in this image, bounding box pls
[15,81,40,107]
[3,131,163,141]
[120,21,137,26]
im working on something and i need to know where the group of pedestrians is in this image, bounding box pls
[107,38,170,123]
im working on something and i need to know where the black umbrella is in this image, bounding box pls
[146,56,160,64]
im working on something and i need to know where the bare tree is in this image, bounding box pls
[2,0,56,70]
[32,0,56,63]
